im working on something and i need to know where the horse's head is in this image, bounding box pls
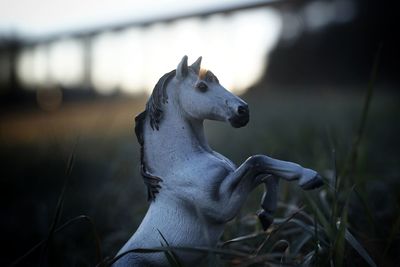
[174,56,249,128]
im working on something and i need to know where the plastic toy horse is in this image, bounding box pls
[114,56,323,266]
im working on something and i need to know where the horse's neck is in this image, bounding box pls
[144,102,211,174]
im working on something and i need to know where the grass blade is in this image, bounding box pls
[157,229,184,267]
[345,230,377,267]
[274,218,329,247]
[302,193,333,239]
[302,251,316,267]
[341,43,382,182]
[253,208,304,255]
[9,215,102,267]
[222,232,265,247]
[107,246,249,266]
[314,213,320,267]
[333,201,348,267]
[39,139,77,265]
[382,211,400,261]
[290,232,312,255]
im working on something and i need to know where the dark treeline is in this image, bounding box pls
[264,0,397,87]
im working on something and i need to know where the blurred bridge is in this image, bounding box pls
[0,0,290,101]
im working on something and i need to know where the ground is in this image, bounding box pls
[1,85,399,266]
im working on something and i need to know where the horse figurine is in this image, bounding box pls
[114,56,323,266]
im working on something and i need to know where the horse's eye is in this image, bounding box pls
[196,82,208,92]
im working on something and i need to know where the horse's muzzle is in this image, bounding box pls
[229,106,249,128]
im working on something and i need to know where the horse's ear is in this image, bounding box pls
[190,56,202,74]
[176,55,188,80]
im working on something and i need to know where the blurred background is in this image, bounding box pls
[0,0,399,266]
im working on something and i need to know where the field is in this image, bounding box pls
[1,84,399,266]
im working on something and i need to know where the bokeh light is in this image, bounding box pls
[16,7,282,95]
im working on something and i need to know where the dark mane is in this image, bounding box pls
[134,70,176,201]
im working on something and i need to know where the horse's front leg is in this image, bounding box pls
[218,155,322,224]
[257,175,279,230]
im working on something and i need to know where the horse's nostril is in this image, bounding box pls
[237,105,248,116]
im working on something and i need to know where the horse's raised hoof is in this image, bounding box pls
[299,172,324,190]
[257,210,274,231]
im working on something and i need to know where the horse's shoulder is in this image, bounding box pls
[195,151,235,181]
[211,151,236,170]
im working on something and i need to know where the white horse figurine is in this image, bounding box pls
[114,56,323,266]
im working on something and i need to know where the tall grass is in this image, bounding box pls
[8,139,104,267]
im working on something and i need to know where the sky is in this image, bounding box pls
[0,0,275,37]
[1,0,283,95]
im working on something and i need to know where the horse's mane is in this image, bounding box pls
[134,70,176,201]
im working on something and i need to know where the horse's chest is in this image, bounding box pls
[168,154,233,191]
